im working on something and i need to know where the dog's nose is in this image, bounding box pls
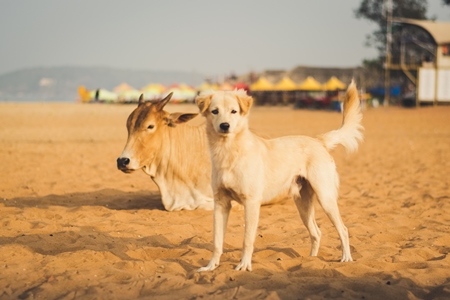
[220,123,230,131]
[117,157,130,169]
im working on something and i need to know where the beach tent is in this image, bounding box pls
[119,89,142,102]
[97,89,119,102]
[233,82,249,92]
[78,86,119,103]
[197,82,219,92]
[179,83,197,100]
[250,77,274,91]
[87,89,119,102]
[78,86,92,103]
[113,82,134,94]
[298,76,322,91]
[162,84,196,103]
[142,83,165,93]
[141,83,165,100]
[322,76,346,91]
[161,85,183,102]
[112,83,141,102]
[219,82,234,90]
[274,76,297,91]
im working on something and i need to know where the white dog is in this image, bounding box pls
[195,82,363,272]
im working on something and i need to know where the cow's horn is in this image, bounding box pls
[157,92,173,110]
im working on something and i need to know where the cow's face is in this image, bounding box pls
[117,93,198,174]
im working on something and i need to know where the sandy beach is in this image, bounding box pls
[1,101,449,299]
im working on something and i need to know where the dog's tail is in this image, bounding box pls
[319,80,363,153]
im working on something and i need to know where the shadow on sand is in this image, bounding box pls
[2,189,165,210]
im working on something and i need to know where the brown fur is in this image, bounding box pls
[117,93,214,211]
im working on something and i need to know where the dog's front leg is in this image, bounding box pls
[197,201,231,272]
[235,200,260,271]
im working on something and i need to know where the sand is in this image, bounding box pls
[0,101,449,300]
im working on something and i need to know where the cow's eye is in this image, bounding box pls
[231,109,237,114]
[211,109,219,115]
[147,124,155,129]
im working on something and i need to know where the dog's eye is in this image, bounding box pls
[211,109,219,115]
[147,124,155,129]
[231,110,237,114]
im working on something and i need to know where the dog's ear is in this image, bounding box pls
[195,93,213,114]
[236,94,253,115]
[165,113,198,127]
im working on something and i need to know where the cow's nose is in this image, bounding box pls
[117,157,130,169]
[220,123,230,131]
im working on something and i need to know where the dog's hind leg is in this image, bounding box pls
[294,179,322,256]
[312,172,353,262]
[197,200,231,272]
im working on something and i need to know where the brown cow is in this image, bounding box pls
[117,93,214,211]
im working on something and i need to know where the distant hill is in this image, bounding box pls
[0,66,206,101]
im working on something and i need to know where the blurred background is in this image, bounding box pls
[0,0,449,107]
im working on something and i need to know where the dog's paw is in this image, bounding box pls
[197,266,215,272]
[340,255,353,262]
[235,260,252,271]
[197,261,219,272]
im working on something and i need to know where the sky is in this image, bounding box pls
[1,0,450,78]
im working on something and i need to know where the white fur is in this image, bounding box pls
[196,83,363,272]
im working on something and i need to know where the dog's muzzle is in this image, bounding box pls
[219,122,230,133]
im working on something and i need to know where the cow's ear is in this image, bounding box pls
[156,92,173,111]
[195,93,212,114]
[236,94,253,115]
[165,113,198,127]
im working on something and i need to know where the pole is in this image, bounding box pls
[384,0,393,106]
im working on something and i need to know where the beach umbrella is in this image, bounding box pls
[274,76,297,91]
[298,76,322,91]
[250,77,274,91]
[322,76,347,91]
